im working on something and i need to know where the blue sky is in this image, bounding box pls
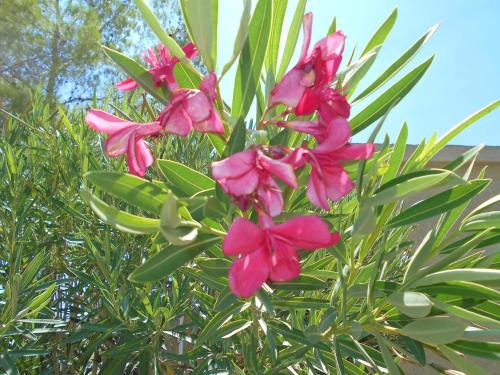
[216,0,499,145]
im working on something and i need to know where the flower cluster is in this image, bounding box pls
[86,12,375,298]
[86,43,223,177]
[211,13,374,297]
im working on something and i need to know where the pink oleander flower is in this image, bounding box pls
[270,12,346,115]
[223,215,340,298]
[157,72,224,136]
[282,119,374,209]
[85,109,162,177]
[211,147,298,216]
[116,42,198,92]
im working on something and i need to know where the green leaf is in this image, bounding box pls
[265,0,288,77]
[360,8,398,57]
[426,100,500,159]
[388,291,432,318]
[271,275,326,291]
[223,118,246,156]
[220,0,251,76]
[444,144,484,171]
[232,0,272,119]
[272,298,330,310]
[157,160,215,197]
[211,319,252,342]
[438,345,491,375]
[417,281,500,300]
[387,179,490,227]
[374,333,401,375]
[367,169,452,206]
[449,340,500,361]
[400,317,466,345]
[82,191,160,234]
[21,252,47,290]
[351,56,434,135]
[276,0,307,80]
[414,269,500,287]
[195,302,248,346]
[355,24,438,102]
[0,354,19,375]
[403,230,435,284]
[198,257,231,277]
[86,171,169,215]
[431,298,500,328]
[128,235,220,283]
[381,123,406,185]
[461,211,500,231]
[102,46,169,104]
[180,0,218,72]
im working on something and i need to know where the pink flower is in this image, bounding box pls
[223,215,340,298]
[281,118,374,209]
[211,148,298,216]
[270,13,346,115]
[85,109,162,177]
[157,72,224,136]
[115,43,198,92]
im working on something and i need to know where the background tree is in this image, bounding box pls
[0,0,188,113]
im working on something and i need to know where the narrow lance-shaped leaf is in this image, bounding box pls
[424,99,500,161]
[220,0,251,77]
[157,160,215,197]
[81,190,160,234]
[180,0,218,72]
[85,171,169,215]
[102,46,169,104]
[354,24,438,102]
[128,235,220,283]
[351,56,434,135]
[265,0,288,77]
[232,0,272,119]
[387,179,491,227]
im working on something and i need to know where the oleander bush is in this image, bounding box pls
[1,1,499,373]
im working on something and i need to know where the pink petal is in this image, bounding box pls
[258,154,298,188]
[182,42,199,59]
[185,91,211,122]
[307,166,329,210]
[193,110,224,134]
[270,68,306,108]
[270,216,336,250]
[162,105,193,136]
[104,126,136,157]
[319,89,351,119]
[199,72,218,101]
[85,109,136,134]
[229,247,271,298]
[257,176,284,217]
[128,138,154,177]
[299,13,313,64]
[115,78,138,91]
[223,218,264,256]
[269,242,300,282]
[283,120,320,136]
[313,117,351,153]
[332,144,375,161]
[323,163,355,201]
[211,150,256,180]
[280,148,310,170]
[295,88,320,116]
[221,168,260,196]
[316,31,346,61]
